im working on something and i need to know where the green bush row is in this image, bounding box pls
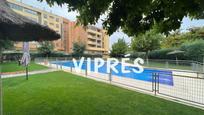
[180,40,204,62]
[148,48,176,60]
[132,40,204,62]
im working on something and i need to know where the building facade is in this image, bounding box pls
[63,18,87,53]
[7,0,109,56]
[63,19,109,56]
[86,25,109,55]
[7,0,64,51]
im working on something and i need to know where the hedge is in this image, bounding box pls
[148,48,176,60]
[146,40,204,62]
[180,40,204,62]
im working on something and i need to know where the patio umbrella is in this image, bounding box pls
[20,42,30,80]
[167,50,185,55]
[124,54,131,57]
[0,0,60,41]
[21,42,30,66]
[167,50,185,65]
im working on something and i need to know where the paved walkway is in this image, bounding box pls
[1,69,58,78]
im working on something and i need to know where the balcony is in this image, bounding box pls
[87,41,96,45]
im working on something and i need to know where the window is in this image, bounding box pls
[44,14,47,18]
[56,43,59,47]
[24,8,37,15]
[8,3,23,11]
[97,46,102,48]
[27,17,38,22]
[97,40,101,43]
[44,21,48,25]
[56,18,59,22]
[49,16,55,19]
[49,22,54,26]
[56,24,59,28]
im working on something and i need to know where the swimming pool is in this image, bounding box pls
[53,61,174,86]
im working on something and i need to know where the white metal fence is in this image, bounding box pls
[35,58,204,108]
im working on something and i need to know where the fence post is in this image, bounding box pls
[48,61,51,67]
[60,63,62,70]
[56,58,58,69]
[70,66,72,72]
[203,57,204,73]
[146,58,149,66]
[165,61,169,69]
[156,73,159,94]
[109,68,112,83]
[154,73,157,96]
[196,63,198,72]
[203,64,204,73]
[152,73,159,95]
[152,73,155,92]
[85,64,88,76]
[191,62,195,71]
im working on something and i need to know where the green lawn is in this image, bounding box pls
[0,61,48,73]
[3,71,204,115]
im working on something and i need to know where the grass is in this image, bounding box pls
[0,61,48,73]
[3,71,204,115]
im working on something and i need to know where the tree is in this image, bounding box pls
[0,39,13,53]
[40,0,204,36]
[161,27,204,48]
[161,31,185,48]
[38,41,54,57]
[131,29,163,58]
[0,39,13,62]
[72,42,86,57]
[110,38,128,57]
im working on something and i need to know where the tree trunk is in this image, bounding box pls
[0,48,2,64]
[145,51,149,66]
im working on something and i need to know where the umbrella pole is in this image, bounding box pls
[26,66,28,80]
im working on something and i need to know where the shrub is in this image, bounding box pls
[129,52,146,59]
[180,40,204,62]
[148,48,176,60]
[148,40,204,62]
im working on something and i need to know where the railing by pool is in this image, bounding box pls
[35,58,204,109]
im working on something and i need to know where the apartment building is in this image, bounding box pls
[7,0,64,51]
[63,18,87,53]
[86,25,109,55]
[7,0,109,56]
[63,18,109,56]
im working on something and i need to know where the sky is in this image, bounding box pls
[16,0,204,47]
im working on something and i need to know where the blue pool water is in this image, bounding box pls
[53,61,174,86]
